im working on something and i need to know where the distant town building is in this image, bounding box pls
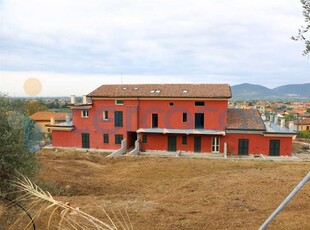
[30,111,69,135]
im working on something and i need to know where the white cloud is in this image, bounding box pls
[0,0,309,96]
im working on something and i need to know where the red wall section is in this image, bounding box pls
[53,99,139,149]
[224,133,292,156]
[140,133,224,153]
[52,130,80,148]
[139,100,228,130]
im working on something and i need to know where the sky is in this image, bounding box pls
[0,0,309,97]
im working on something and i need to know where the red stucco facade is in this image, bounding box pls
[50,84,294,156]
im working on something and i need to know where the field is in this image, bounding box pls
[1,149,310,229]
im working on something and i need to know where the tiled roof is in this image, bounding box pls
[226,108,265,130]
[294,118,310,125]
[88,84,231,98]
[30,111,68,121]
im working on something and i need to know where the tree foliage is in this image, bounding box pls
[0,94,40,195]
[24,100,48,116]
[292,0,310,56]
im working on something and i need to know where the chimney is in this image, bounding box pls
[82,95,87,104]
[261,114,266,121]
[270,114,274,123]
[66,114,70,123]
[280,118,285,128]
[70,95,76,104]
[50,117,55,125]
[274,115,279,125]
[289,121,294,132]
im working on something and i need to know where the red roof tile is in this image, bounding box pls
[227,108,265,130]
[88,84,231,98]
[30,111,68,121]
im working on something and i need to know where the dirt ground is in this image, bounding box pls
[1,149,309,229]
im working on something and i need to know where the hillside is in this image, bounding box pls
[0,149,309,229]
[231,83,310,100]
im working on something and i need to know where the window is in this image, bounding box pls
[212,137,220,153]
[81,110,89,118]
[307,126,310,130]
[169,102,174,106]
[115,100,124,105]
[152,114,158,128]
[269,140,280,156]
[103,134,109,143]
[195,101,205,106]
[115,134,123,144]
[182,136,187,145]
[82,133,90,148]
[195,113,204,129]
[142,134,147,143]
[103,111,109,120]
[114,111,123,127]
[238,139,249,155]
[182,113,187,122]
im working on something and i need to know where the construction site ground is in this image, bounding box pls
[0,148,309,229]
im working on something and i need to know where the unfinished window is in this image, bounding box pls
[103,111,109,120]
[81,110,89,118]
[152,114,158,128]
[182,113,187,122]
[195,101,205,106]
[169,102,174,106]
[142,134,147,143]
[115,134,123,144]
[195,113,204,129]
[103,134,109,143]
[115,100,124,105]
[182,136,187,145]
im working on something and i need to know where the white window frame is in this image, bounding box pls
[115,100,124,105]
[103,111,109,120]
[212,137,220,153]
[81,110,89,118]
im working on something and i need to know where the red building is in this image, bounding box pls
[49,84,295,156]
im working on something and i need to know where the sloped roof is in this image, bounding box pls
[226,108,265,130]
[88,84,231,98]
[30,111,67,121]
[294,118,310,125]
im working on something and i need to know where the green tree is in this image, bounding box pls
[0,94,40,195]
[292,0,310,55]
[24,100,48,116]
[307,108,310,113]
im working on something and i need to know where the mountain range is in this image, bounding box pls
[231,83,310,100]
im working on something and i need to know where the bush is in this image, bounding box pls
[297,130,310,139]
[0,94,40,195]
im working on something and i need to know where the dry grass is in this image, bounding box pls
[2,173,132,230]
[1,149,309,229]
